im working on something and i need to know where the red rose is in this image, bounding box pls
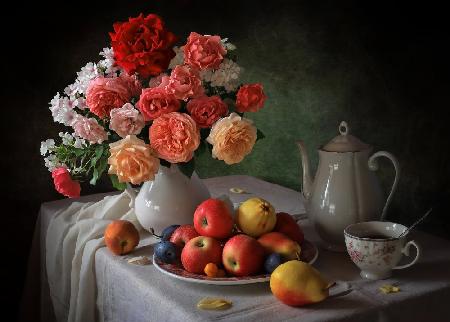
[52,167,81,198]
[235,83,267,112]
[137,86,181,121]
[187,96,228,128]
[110,14,178,78]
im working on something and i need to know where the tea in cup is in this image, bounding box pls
[344,221,420,280]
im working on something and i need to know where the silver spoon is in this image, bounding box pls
[398,207,433,238]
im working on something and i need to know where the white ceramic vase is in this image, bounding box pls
[126,164,211,235]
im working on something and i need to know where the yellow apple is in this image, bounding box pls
[236,197,276,237]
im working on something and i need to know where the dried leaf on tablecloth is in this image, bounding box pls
[229,187,248,194]
[197,298,232,310]
[127,256,151,265]
[379,284,400,294]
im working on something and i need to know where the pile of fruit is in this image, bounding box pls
[104,197,330,307]
[153,198,304,276]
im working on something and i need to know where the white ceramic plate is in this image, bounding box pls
[153,239,318,285]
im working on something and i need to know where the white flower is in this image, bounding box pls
[200,58,242,92]
[99,48,120,76]
[49,93,78,126]
[59,132,74,145]
[168,46,185,69]
[40,139,55,156]
[73,136,87,149]
[44,154,63,172]
[221,38,237,51]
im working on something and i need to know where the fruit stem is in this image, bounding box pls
[149,227,162,239]
[325,281,336,290]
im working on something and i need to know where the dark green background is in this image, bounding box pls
[3,0,449,319]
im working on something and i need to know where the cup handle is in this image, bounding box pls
[393,240,421,270]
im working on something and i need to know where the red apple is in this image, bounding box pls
[273,212,304,245]
[181,236,223,274]
[193,198,234,239]
[169,225,199,249]
[104,220,140,255]
[222,234,265,276]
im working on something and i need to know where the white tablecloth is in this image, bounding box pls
[22,175,450,322]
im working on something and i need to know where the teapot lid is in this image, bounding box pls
[322,121,370,152]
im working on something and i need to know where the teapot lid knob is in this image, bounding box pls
[322,121,370,152]
[339,121,349,136]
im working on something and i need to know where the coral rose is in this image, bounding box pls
[184,32,227,70]
[187,96,228,128]
[164,65,204,101]
[86,75,141,118]
[52,167,81,198]
[137,87,180,121]
[109,103,145,138]
[206,113,257,165]
[235,83,267,113]
[110,14,177,78]
[149,112,200,163]
[108,135,160,184]
[72,116,108,144]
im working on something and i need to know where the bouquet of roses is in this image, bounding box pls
[41,14,267,198]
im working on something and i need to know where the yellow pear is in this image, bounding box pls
[236,198,276,237]
[270,260,329,306]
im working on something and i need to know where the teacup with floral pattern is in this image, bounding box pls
[344,221,420,280]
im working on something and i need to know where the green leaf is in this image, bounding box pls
[178,158,195,178]
[95,145,104,159]
[110,174,127,190]
[90,168,99,185]
[73,148,85,157]
[256,129,266,141]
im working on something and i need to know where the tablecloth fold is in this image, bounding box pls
[46,190,139,322]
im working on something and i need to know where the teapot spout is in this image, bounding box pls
[297,140,313,201]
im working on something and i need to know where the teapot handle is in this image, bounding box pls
[368,151,400,221]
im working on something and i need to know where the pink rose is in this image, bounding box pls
[184,32,227,70]
[72,116,108,144]
[148,73,168,88]
[235,83,267,113]
[137,87,181,121]
[109,103,145,138]
[52,167,81,198]
[149,112,200,163]
[163,65,204,101]
[86,75,141,118]
[187,96,228,128]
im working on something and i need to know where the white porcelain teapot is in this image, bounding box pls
[297,121,400,251]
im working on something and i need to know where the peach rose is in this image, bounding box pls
[164,65,204,101]
[86,74,141,118]
[72,116,108,144]
[184,32,227,70]
[149,112,200,163]
[137,86,180,121]
[187,95,228,128]
[108,135,160,184]
[109,103,145,138]
[206,113,257,165]
[235,83,267,112]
